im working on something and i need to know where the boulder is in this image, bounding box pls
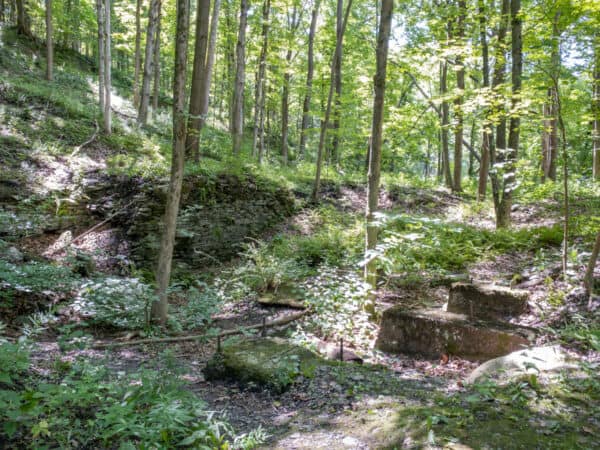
[257,284,305,309]
[204,337,322,393]
[466,345,579,384]
[376,307,535,361]
[447,282,529,320]
[5,246,24,263]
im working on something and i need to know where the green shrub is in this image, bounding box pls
[170,283,222,331]
[74,277,154,329]
[0,352,266,449]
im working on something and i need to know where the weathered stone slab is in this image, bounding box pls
[466,345,579,384]
[447,282,529,320]
[376,307,535,361]
[204,337,322,392]
[257,284,305,309]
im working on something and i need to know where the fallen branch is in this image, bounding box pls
[111,107,137,120]
[46,200,135,256]
[70,120,99,157]
[91,309,311,349]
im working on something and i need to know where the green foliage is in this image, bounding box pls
[372,214,564,278]
[557,314,600,352]
[73,277,154,330]
[0,350,264,449]
[296,269,376,349]
[0,260,80,303]
[170,283,221,331]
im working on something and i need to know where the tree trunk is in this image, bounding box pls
[16,0,31,37]
[312,0,352,202]
[299,0,320,158]
[103,0,111,134]
[281,48,292,164]
[152,5,161,119]
[440,59,452,188]
[133,0,143,107]
[152,0,190,325]
[584,231,600,302]
[225,0,235,133]
[138,0,160,125]
[281,6,300,165]
[452,0,466,192]
[331,1,343,167]
[186,0,211,159]
[96,0,105,115]
[477,0,491,201]
[495,0,521,229]
[231,0,248,155]
[541,12,560,183]
[593,33,600,181]
[490,0,509,217]
[45,0,53,81]
[365,0,392,292]
[252,0,270,159]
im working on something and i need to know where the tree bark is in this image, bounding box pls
[495,0,521,229]
[331,0,343,167]
[186,0,211,159]
[152,0,189,325]
[281,6,300,165]
[440,59,452,188]
[103,0,111,134]
[299,0,320,158]
[252,0,270,159]
[452,0,466,192]
[152,5,161,119]
[477,0,491,200]
[138,0,160,125]
[584,231,600,302]
[541,12,560,183]
[312,0,352,202]
[133,0,143,107]
[593,33,600,181]
[365,0,392,291]
[45,0,53,81]
[231,0,248,155]
[16,0,31,37]
[490,0,509,218]
[96,0,105,113]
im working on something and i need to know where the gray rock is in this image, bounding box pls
[204,337,323,393]
[5,246,23,263]
[466,345,579,384]
[447,282,529,320]
[376,307,535,361]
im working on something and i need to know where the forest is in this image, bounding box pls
[0,0,599,447]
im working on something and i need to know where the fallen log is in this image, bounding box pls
[91,309,311,349]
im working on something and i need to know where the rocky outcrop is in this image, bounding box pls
[376,307,535,361]
[447,282,529,320]
[466,345,579,384]
[204,337,322,393]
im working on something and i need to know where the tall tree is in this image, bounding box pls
[16,0,32,37]
[281,4,301,165]
[152,0,190,325]
[152,5,161,119]
[452,0,466,192]
[541,12,561,182]
[45,0,53,81]
[365,0,392,291]
[593,32,600,181]
[103,0,111,134]
[186,0,211,159]
[138,0,160,125]
[312,0,352,201]
[440,58,452,188]
[96,0,105,113]
[133,0,143,107]
[252,0,270,160]
[495,0,521,228]
[490,0,509,223]
[477,0,491,200]
[299,0,320,158]
[231,0,248,155]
